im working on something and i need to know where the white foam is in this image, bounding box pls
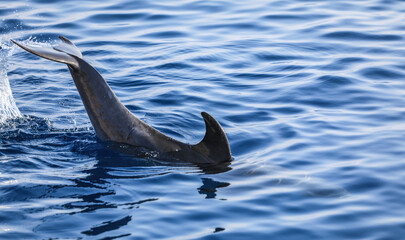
[0,40,22,123]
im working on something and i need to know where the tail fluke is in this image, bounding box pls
[53,36,82,58]
[11,36,82,68]
[192,112,232,163]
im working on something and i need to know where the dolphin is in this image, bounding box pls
[11,36,232,164]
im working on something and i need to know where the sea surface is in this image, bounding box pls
[1,0,405,239]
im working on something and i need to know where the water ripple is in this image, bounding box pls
[359,67,405,80]
[322,31,403,41]
[2,0,405,239]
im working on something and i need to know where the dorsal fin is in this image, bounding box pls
[191,112,232,163]
[11,36,81,68]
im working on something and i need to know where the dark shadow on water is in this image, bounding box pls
[68,141,232,237]
[72,141,232,235]
[198,178,230,199]
[1,115,232,237]
[81,215,132,236]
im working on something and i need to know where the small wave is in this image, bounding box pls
[230,73,283,80]
[145,14,175,21]
[317,75,353,87]
[0,19,33,34]
[262,13,330,22]
[255,53,301,62]
[141,30,188,39]
[0,115,92,144]
[322,31,402,41]
[197,22,269,31]
[0,115,52,143]
[155,62,192,70]
[85,13,148,23]
[359,67,405,80]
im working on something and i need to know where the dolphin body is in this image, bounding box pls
[12,36,232,164]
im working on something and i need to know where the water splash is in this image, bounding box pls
[0,40,22,123]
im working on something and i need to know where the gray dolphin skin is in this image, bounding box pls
[12,36,232,164]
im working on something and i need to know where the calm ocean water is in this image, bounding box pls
[1,0,405,239]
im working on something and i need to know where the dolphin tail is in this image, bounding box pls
[11,36,81,68]
[192,112,232,163]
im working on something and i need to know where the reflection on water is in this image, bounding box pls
[82,216,132,237]
[11,128,233,238]
[198,178,230,199]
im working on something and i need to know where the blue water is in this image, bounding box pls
[1,0,405,239]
